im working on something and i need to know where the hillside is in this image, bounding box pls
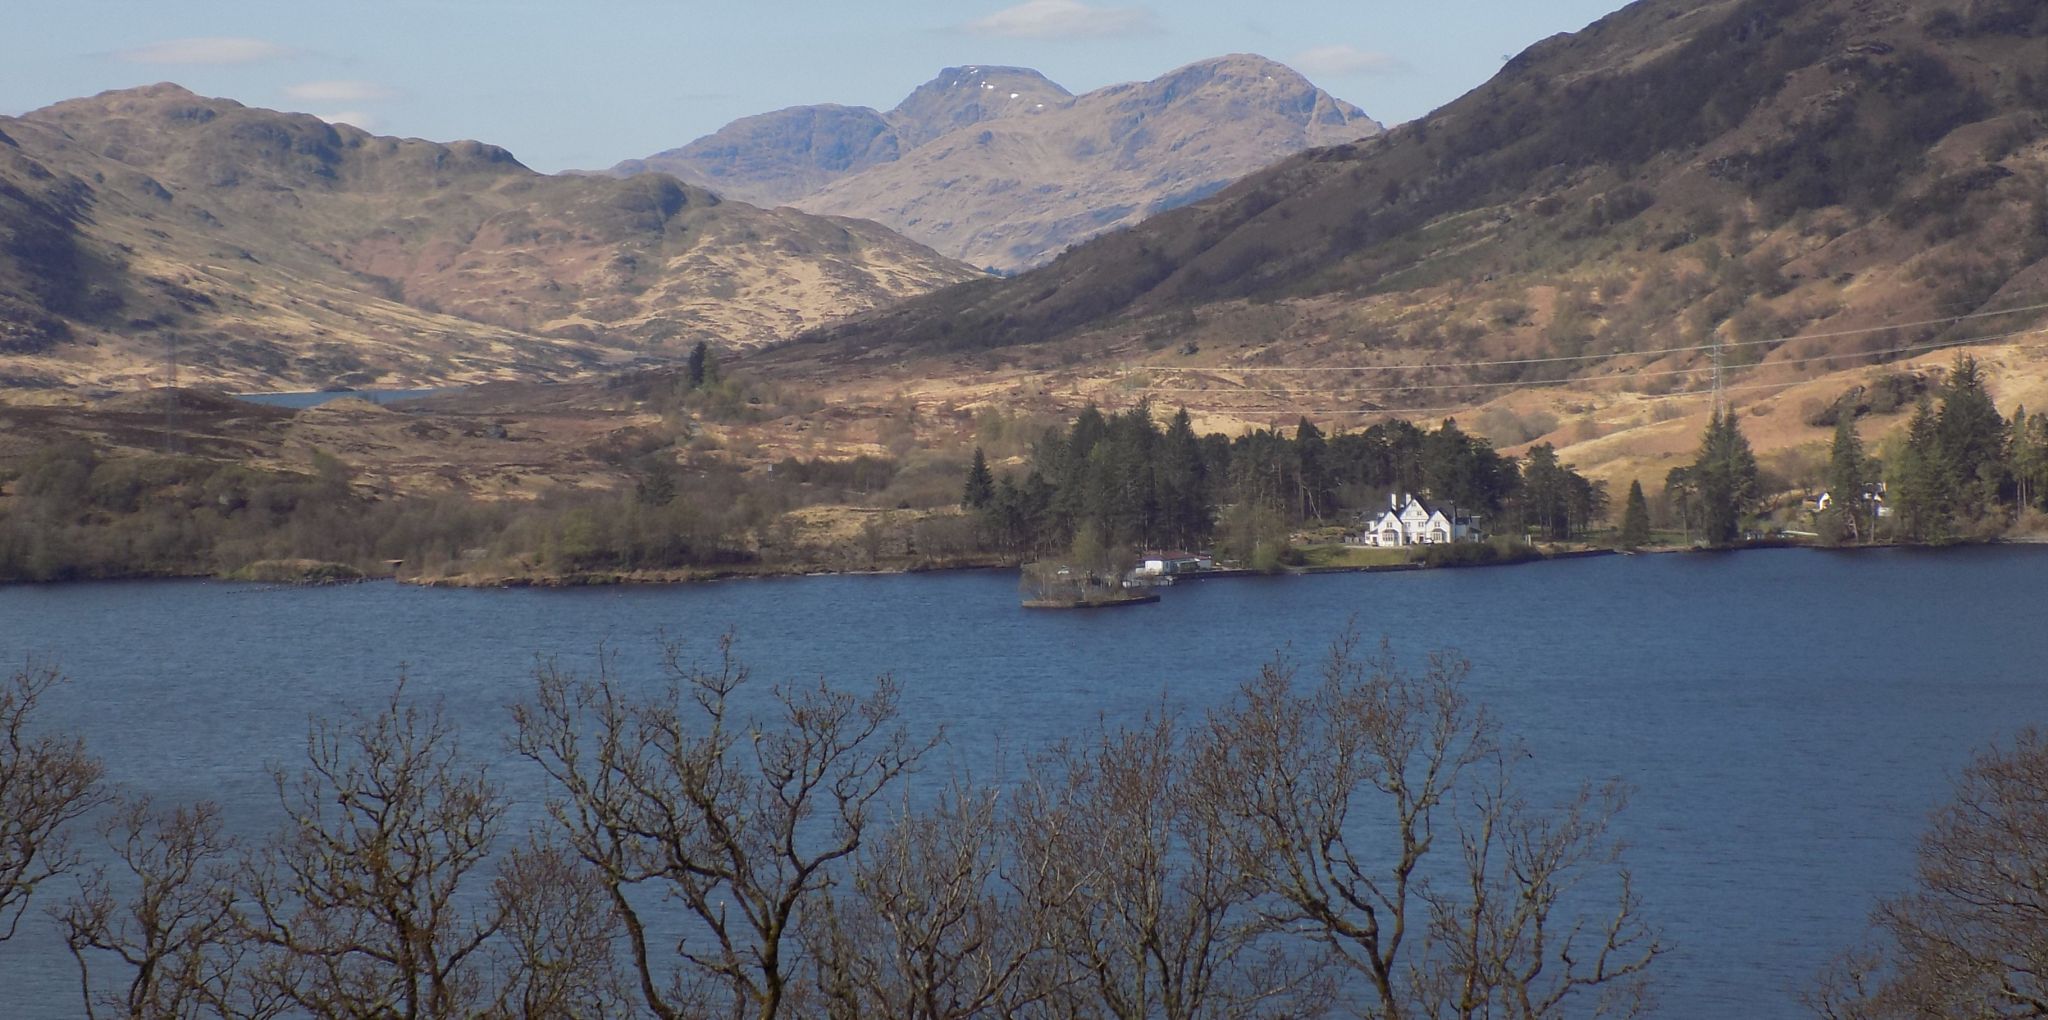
[787,0,2048,427]
[750,0,2048,502]
[613,66,1074,208]
[613,56,1381,271]
[0,84,977,392]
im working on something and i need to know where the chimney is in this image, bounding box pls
[1390,492,1399,511]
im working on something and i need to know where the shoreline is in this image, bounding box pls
[13,536,2042,591]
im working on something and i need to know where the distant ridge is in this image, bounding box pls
[611,55,1382,271]
[0,84,978,391]
[793,0,2048,395]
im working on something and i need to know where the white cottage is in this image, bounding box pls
[1355,493,1481,547]
[1134,551,1212,577]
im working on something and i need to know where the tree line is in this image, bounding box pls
[0,439,977,583]
[16,635,2043,1019]
[2,635,1661,1019]
[1663,408,1763,546]
[1880,355,2048,543]
[1662,355,2048,547]
[964,404,1606,569]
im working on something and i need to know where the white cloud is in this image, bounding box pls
[113,37,294,66]
[1290,44,1411,77]
[963,0,1158,39]
[316,111,376,130]
[285,80,397,103]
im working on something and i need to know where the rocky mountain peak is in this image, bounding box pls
[21,84,536,192]
[886,65,1072,148]
[611,55,1379,270]
[31,82,240,134]
[1102,53,1376,141]
[1163,52,1307,84]
[611,104,899,207]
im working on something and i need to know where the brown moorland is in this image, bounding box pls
[780,0,2048,495]
[0,85,977,393]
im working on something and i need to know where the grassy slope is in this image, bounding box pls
[0,85,977,392]
[764,0,2048,496]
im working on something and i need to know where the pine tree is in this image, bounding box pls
[1690,410,1760,546]
[1294,418,1333,521]
[1518,444,1572,540]
[1105,404,1162,547]
[1620,479,1652,548]
[2012,404,2032,512]
[1934,355,2007,522]
[980,475,1025,553]
[1019,469,1055,551]
[2015,410,2048,514]
[1890,397,1948,543]
[1423,418,1513,513]
[1158,408,1210,548]
[686,341,709,390]
[1567,473,1608,538]
[961,447,995,509]
[1822,415,1867,545]
[1662,465,1696,545]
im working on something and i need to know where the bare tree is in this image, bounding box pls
[806,780,1047,1019]
[1811,727,2048,1018]
[1805,947,1889,1020]
[1,662,106,947]
[1198,634,1659,1019]
[488,836,632,1019]
[58,797,278,1020]
[1009,714,1321,1020]
[510,635,935,1020]
[240,680,506,1019]
[1415,774,1653,1018]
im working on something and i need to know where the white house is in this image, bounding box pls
[1134,551,1212,577]
[1353,493,1481,547]
[1812,482,1892,519]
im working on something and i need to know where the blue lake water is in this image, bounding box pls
[2,546,2046,1017]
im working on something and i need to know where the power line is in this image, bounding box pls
[1119,326,2048,418]
[1153,298,2048,376]
[1712,335,1725,417]
[1160,379,1912,419]
[163,332,180,455]
[1211,375,1883,418]
[1123,325,2048,402]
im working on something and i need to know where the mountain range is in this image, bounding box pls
[0,84,975,391]
[790,0,2048,428]
[609,55,1382,272]
[12,0,2048,432]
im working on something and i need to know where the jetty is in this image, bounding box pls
[1022,592,1161,610]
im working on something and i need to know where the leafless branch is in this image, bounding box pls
[0,662,107,946]
[510,632,936,1020]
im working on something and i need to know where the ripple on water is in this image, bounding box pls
[3,546,2046,1017]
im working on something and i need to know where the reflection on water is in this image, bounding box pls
[2,546,2046,1017]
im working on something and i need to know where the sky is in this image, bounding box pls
[6,0,1629,173]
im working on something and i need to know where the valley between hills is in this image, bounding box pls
[7,0,2048,584]
[18,6,2048,1019]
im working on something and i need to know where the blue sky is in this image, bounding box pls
[7,0,1629,173]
